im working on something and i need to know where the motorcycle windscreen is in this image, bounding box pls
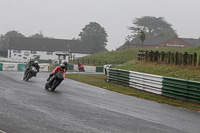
[30,66,37,72]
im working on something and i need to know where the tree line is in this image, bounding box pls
[125,16,178,48]
[0,16,180,53]
[0,31,54,51]
[0,22,108,53]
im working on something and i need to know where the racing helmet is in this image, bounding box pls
[63,61,68,66]
[60,63,65,70]
[34,61,38,65]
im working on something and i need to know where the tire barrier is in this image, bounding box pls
[108,68,130,86]
[107,68,200,103]
[129,71,163,95]
[162,77,200,103]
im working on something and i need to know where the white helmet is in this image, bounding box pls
[34,61,38,64]
[60,63,65,70]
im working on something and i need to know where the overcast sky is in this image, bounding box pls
[0,0,200,51]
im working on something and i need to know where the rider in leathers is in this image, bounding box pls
[23,60,40,80]
[47,63,66,84]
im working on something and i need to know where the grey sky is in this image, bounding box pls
[0,0,200,51]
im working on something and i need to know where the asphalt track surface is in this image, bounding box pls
[0,71,200,133]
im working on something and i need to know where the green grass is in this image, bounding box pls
[72,45,200,81]
[112,60,200,81]
[71,45,200,65]
[66,74,200,111]
[71,49,139,64]
[66,46,200,111]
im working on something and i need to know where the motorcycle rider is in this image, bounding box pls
[46,63,66,83]
[63,61,68,71]
[23,60,40,80]
[78,62,85,72]
[78,62,81,67]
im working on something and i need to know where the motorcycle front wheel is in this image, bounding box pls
[45,82,49,90]
[25,72,31,81]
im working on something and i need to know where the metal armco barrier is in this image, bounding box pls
[162,77,200,103]
[129,71,163,94]
[107,68,130,86]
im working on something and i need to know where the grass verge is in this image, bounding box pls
[112,60,200,81]
[67,74,200,111]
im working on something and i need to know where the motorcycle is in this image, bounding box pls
[24,66,37,81]
[78,64,85,72]
[45,71,64,91]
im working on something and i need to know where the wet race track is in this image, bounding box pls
[0,71,200,133]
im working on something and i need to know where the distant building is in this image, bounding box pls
[117,37,200,50]
[8,37,92,62]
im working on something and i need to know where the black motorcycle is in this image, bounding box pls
[45,71,64,91]
[24,66,37,81]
